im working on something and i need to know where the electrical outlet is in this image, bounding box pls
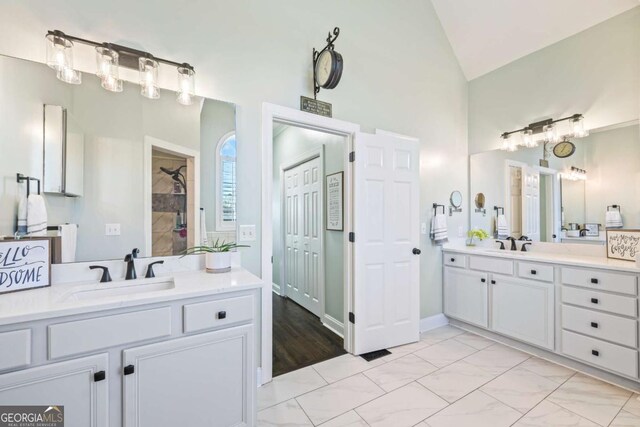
[421,222,427,235]
[239,225,256,242]
[105,223,121,236]
[458,225,464,237]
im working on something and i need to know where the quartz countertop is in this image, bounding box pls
[0,268,263,326]
[442,244,640,274]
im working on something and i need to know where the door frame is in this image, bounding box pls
[536,166,561,243]
[261,103,360,384]
[143,136,200,258]
[279,147,325,319]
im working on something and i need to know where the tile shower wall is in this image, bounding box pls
[152,155,188,256]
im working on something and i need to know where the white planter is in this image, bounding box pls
[205,252,231,273]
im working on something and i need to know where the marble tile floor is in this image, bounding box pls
[257,325,640,427]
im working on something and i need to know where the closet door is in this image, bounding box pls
[522,166,541,241]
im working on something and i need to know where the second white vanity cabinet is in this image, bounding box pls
[443,267,488,328]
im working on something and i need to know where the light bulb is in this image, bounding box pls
[522,128,537,148]
[571,115,588,138]
[544,124,559,143]
[96,45,123,92]
[176,65,195,106]
[57,66,82,84]
[46,32,73,71]
[139,57,160,99]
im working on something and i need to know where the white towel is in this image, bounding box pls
[605,210,623,228]
[496,215,509,239]
[430,213,448,245]
[26,194,47,236]
[17,196,28,235]
[200,208,209,246]
[58,224,78,263]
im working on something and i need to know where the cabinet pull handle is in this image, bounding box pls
[590,298,599,304]
[94,371,106,382]
[590,322,599,329]
[530,270,537,275]
[591,278,599,284]
[591,350,599,356]
[450,258,455,262]
[124,365,135,375]
[217,311,227,320]
[481,278,486,283]
[491,280,496,285]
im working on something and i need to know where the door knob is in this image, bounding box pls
[412,248,421,255]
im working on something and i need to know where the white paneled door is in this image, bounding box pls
[284,156,323,317]
[522,166,541,242]
[353,132,420,355]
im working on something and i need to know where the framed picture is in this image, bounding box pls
[326,172,344,231]
[0,239,50,294]
[606,229,640,262]
[584,223,600,237]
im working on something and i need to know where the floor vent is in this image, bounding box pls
[360,349,391,362]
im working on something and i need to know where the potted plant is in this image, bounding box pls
[467,228,489,247]
[183,239,249,273]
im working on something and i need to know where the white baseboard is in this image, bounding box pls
[272,282,281,295]
[322,314,344,338]
[420,313,449,333]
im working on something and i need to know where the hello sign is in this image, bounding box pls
[0,240,50,294]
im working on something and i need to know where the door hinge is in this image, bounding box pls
[349,312,355,324]
[349,232,355,242]
[123,364,135,376]
[349,151,355,162]
[93,371,106,382]
[271,256,273,264]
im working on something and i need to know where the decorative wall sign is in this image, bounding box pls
[584,223,599,237]
[0,239,50,294]
[300,96,332,117]
[606,229,640,261]
[326,172,344,231]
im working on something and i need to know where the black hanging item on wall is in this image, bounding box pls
[17,173,41,197]
[312,27,343,99]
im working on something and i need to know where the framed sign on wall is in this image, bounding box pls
[606,229,640,261]
[0,239,50,294]
[326,172,344,231]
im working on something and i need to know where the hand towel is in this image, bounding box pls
[496,214,509,239]
[430,213,448,245]
[58,224,78,263]
[200,208,209,246]
[605,210,623,228]
[26,194,47,236]
[17,196,28,236]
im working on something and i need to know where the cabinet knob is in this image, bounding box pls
[450,257,455,262]
[591,350,599,357]
[491,280,496,285]
[481,278,486,283]
[530,270,537,275]
[124,365,135,375]
[217,311,227,320]
[590,322,599,329]
[94,371,106,382]
[591,278,599,284]
[590,298,599,304]
[413,248,422,255]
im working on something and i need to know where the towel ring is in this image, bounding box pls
[607,205,621,212]
[494,206,505,215]
[432,203,445,215]
[17,173,41,197]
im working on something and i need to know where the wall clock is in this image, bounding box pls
[553,140,576,158]
[312,27,343,98]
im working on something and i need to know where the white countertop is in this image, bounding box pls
[443,244,640,274]
[0,267,263,327]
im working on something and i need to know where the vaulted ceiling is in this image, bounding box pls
[431,0,639,80]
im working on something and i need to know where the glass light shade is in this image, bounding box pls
[56,66,82,85]
[139,58,160,99]
[522,128,537,148]
[571,116,589,138]
[544,124,559,143]
[96,46,123,92]
[46,33,73,71]
[500,133,518,151]
[176,66,195,106]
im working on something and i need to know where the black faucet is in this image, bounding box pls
[124,248,140,280]
[495,240,506,250]
[505,236,517,251]
[519,235,531,241]
[145,260,164,278]
[521,242,533,252]
[90,265,112,283]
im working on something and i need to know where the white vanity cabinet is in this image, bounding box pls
[123,325,254,427]
[0,354,109,426]
[444,267,488,328]
[491,274,554,350]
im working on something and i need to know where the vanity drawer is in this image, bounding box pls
[561,330,637,378]
[0,330,31,371]
[518,262,554,283]
[562,286,637,317]
[561,305,637,347]
[561,267,637,296]
[444,254,467,269]
[48,307,172,359]
[469,256,513,275]
[183,295,254,333]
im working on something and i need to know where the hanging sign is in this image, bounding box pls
[326,172,344,231]
[0,239,50,294]
[300,96,332,118]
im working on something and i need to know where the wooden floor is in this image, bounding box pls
[272,293,346,377]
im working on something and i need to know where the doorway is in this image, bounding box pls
[271,123,347,376]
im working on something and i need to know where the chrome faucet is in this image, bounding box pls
[505,236,517,251]
[124,248,140,280]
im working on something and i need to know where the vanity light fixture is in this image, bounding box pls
[562,166,587,181]
[499,114,587,152]
[45,30,195,104]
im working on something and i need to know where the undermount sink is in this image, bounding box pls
[63,277,175,301]
[483,248,528,256]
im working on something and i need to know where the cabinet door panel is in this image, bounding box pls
[0,354,108,427]
[123,324,254,427]
[444,268,488,328]
[491,275,554,350]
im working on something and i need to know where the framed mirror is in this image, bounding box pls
[474,193,486,209]
[450,191,463,208]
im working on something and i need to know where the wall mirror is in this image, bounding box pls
[450,191,463,208]
[474,193,486,209]
[470,121,640,244]
[0,54,237,263]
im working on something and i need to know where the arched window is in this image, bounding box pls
[216,132,236,231]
